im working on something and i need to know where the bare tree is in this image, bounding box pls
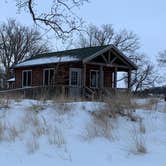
[0,19,49,80]
[129,54,158,92]
[156,50,166,85]
[158,50,166,66]
[15,0,88,38]
[76,24,140,56]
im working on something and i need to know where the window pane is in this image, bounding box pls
[91,71,96,87]
[49,69,54,84]
[44,70,49,85]
[23,71,31,87]
[27,71,31,86]
[90,71,98,88]
[23,72,27,86]
[71,71,78,86]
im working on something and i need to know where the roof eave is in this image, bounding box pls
[13,60,81,69]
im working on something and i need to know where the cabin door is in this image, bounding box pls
[69,68,81,96]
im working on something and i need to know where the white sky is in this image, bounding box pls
[0,0,166,63]
[77,0,166,62]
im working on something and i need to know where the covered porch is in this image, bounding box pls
[79,46,136,98]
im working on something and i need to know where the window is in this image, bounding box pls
[43,68,54,85]
[90,70,99,88]
[69,68,81,87]
[22,70,32,87]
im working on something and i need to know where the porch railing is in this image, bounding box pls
[0,85,83,99]
[0,85,129,99]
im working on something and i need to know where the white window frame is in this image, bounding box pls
[22,70,32,88]
[69,68,81,87]
[43,68,55,86]
[90,70,99,88]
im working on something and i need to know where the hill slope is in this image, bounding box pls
[0,99,165,166]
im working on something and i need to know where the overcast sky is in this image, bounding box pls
[0,0,166,62]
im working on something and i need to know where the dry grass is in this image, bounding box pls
[84,111,114,140]
[83,93,139,141]
[103,93,139,121]
[139,120,146,134]
[54,103,73,115]
[26,136,40,154]
[134,137,147,154]
[130,126,147,155]
[84,122,98,140]
[48,127,66,147]
[0,97,11,109]
[135,97,159,110]
[0,121,5,141]
[27,101,45,113]
[33,125,49,138]
[0,121,23,142]
[6,125,20,142]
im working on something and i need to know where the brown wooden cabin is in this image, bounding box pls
[10,45,137,98]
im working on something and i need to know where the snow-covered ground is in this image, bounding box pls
[0,98,166,166]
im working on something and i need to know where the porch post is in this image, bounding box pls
[82,63,86,96]
[99,65,103,99]
[99,65,103,89]
[127,68,131,90]
[114,67,117,88]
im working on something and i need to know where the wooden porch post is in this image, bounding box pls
[128,69,131,90]
[99,65,103,99]
[99,65,103,89]
[113,67,117,88]
[82,63,86,96]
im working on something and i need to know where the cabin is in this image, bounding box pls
[9,45,137,98]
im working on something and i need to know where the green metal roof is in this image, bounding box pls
[29,45,109,60]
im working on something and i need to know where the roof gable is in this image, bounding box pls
[83,45,137,69]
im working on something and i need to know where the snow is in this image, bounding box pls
[7,77,15,82]
[15,56,80,67]
[0,98,165,166]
